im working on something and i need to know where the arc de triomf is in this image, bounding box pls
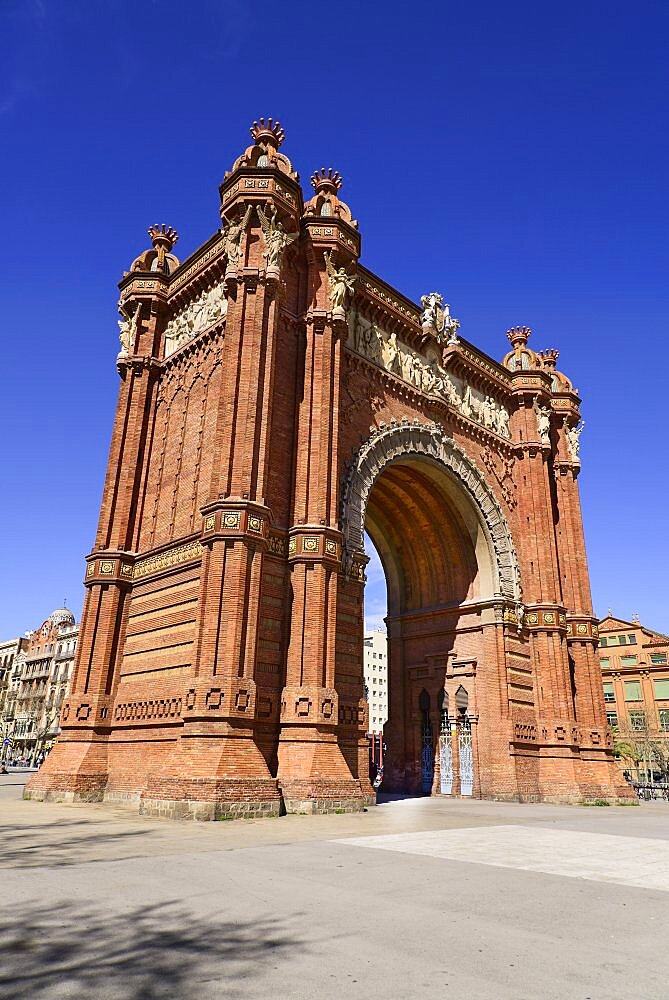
[28,120,627,817]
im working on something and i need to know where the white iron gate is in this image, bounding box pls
[439,719,453,794]
[458,718,474,796]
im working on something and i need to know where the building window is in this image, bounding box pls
[659,710,669,732]
[602,682,615,703]
[651,653,668,665]
[621,655,637,667]
[600,657,610,667]
[599,637,608,647]
[618,635,627,646]
[623,680,642,701]
[629,711,646,731]
[627,634,637,644]
[606,711,618,728]
[653,679,669,700]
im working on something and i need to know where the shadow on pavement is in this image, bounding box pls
[0,818,151,869]
[0,900,303,999]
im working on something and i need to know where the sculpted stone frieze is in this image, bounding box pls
[164,281,228,359]
[347,310,511,439]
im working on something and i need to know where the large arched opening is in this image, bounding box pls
[342,421,521,797]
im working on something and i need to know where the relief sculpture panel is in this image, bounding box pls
[164,280,228,358]
[347,310,511,439]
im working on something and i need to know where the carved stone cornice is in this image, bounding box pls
[118,272,170,301]
[445,342,514,399]
[167,231,227,296]
[219,167,303,219]
[302,215,360,258]
[116,354,162,380]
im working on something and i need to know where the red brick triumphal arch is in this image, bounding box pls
[28,120,628,817]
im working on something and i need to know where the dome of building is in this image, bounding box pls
[129,225,180,275]
[50,607,75,627]
[501,326,543,372]
[227,118,298,180]
[538,349,575,393]
[303,168,357,228]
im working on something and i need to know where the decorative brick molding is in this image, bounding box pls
[565,617,599,642]
[524,606,568,632]
[341,419,522,601]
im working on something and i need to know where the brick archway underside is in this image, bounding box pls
[341,420,521,604]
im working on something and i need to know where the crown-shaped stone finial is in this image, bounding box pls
[539,348,560,370]
[250,117,285,148]
[310,167,343,194]
[506,325,531,348]
[148,224,179,252]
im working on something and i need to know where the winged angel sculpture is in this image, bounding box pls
[324,252,355,314]
[222,205,253,270]
[257,204,298,271]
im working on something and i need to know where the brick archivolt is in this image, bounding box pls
[341,420,521,602]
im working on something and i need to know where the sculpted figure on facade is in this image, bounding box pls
[420,291,460,345]
[164,280,228,358]
[565,419,584,463]
[325,252,356,316]
[221,204,253,271]
[420,292,445,337]
[257,204,298,272]
[534,398,552,445]
[117,300,140,355]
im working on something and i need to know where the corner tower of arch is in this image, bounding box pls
[27,120,629,816]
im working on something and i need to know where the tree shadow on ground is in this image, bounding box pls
[0,819,151,869]
[0,899,304,999]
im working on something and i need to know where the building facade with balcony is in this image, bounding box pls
[10,608,78,763]
[0,637,27,756]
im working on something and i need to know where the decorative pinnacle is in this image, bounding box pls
[539,348,560,369]
[250,117,285,148]
[310,167,343,194]
[506,325,531,348]
[148,224,179,252]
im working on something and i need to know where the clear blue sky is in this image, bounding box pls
[1,0,667,638]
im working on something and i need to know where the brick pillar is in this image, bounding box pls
[509,376,581,799]
[139,216,293,818]
[26,283,166,802]
[277,218,368,812]
[551,419,631,799]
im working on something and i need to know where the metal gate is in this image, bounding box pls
[421,718,434,794]
[458,718,473,796]
[439,719,453,794]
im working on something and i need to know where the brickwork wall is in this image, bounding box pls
[27,125,629,814]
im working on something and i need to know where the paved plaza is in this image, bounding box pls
[1,773,668,999]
